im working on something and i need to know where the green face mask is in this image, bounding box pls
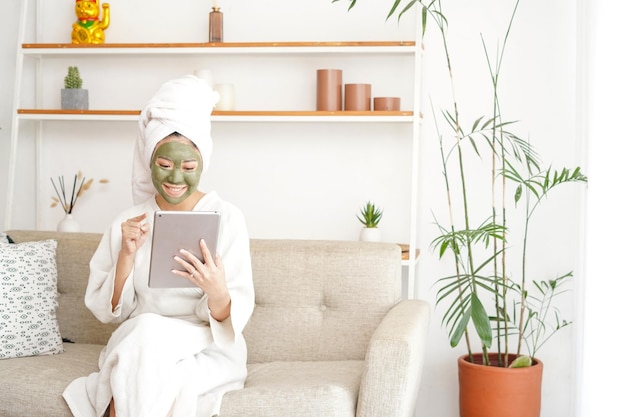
[151,140,203,206]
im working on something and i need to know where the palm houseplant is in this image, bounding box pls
[333,1,587,416]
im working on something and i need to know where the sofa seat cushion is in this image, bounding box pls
[219,360,363,417]
[0,343,103,417]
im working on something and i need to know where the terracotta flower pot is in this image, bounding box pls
[458,353,543,417]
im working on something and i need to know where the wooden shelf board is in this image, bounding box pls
[21,41,418,56]
[18,109,414,117]
[22,41,416,49]
[19,109,140,116]
[398,244,421,261]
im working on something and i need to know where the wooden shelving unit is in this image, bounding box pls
[8,2,422,297]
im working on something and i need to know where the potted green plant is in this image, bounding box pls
[61,66,89,110]
[356,201,383,242]
[334,1,587,416]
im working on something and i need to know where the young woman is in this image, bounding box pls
[63,75,255,417]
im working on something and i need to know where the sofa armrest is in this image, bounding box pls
[357,299,430,417]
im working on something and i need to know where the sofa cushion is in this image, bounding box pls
[0,342,103,417]
[0,239,63,359]
[6,230,118,345]
[245,240,401,363]
[219,360,363,417]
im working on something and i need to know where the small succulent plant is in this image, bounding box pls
[356,201,383,228]
[64,66,83,89]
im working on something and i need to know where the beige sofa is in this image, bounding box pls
[0,230,430,417]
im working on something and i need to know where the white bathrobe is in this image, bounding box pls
[63,192,255,417]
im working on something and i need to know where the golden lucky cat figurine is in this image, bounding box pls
[72,0,110,44]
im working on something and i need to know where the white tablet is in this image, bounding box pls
[148,210,221,288]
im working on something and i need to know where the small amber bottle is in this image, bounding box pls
[209,7,223,42]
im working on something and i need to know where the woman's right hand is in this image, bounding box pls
[112,213,149,311]
[120,213,150,256]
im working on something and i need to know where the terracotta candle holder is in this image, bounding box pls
[344,83,371,111]
[209,7,223,42]
[373,97,401,111]
[316,69,343,111]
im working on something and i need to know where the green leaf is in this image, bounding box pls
[470,293,492,348]
[514,184,522,203]
[386,0,402,20]
[509,355,532,368]
[450,309,471,347]
[471,116,484,133]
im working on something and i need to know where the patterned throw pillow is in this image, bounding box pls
[0,233,13,244]
[0,239,64,359]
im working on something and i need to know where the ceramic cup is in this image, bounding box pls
[214,83,235,111]
[373,97,401,111]
[344,83,372,111]
[316,69,343,111]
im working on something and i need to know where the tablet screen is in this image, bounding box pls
[148,210,221,288]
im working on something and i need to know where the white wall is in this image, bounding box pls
[579,0,624,415]
[0,1,592,416]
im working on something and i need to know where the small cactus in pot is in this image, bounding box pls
[61,66,89,110]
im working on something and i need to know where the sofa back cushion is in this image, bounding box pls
[5,232,402,362]
[6,230,117,345]
[245,239,401,363]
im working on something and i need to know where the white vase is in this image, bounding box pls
[57,214,80,232]
[359,227,382,242]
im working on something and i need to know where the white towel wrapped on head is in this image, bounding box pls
[132,75,220,205]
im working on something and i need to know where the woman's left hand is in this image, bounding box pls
[173,239,231,321]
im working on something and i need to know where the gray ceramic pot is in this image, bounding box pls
[61,89,89,110]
